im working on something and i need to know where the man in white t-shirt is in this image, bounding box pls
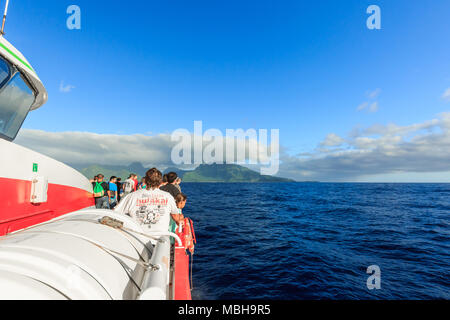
[122,175,136,198]
[115,168,179,233]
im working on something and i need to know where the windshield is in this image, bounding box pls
[0,70,35,141]
[0,57,9,86]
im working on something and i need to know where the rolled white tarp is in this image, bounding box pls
[0,209,157,300]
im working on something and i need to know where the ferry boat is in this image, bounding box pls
[0,6,195,300]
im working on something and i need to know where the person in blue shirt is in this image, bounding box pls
[108,176,118,209]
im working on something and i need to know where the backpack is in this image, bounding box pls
[93,182,105,198]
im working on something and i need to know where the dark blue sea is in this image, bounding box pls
[181,183,450,300]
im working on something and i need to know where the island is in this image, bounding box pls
[76,163,295,183]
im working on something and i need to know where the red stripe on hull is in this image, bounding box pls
[0,177,94,236]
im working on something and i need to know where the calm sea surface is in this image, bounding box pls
[180,183,449,299]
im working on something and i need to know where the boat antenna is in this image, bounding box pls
[0,0,10,36]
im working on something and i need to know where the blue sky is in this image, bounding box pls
[6,0,450,181]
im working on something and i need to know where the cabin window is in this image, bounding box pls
[0,57,9,87]
[0,72,35,141]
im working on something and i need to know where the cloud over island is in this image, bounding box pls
[15,112,450,182]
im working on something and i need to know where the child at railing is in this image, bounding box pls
[169,193,187,239]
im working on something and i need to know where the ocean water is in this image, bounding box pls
[180,183,450,300]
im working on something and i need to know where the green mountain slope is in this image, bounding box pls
[182,164,294,182]
[76,163,295,183]
[163,167,189,178]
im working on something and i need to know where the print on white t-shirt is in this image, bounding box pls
[115,188,178,232]
[123,178,135,193]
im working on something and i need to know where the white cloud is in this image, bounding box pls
[368,102,379,112]
[320,133,345,147]
[15,129,278,169]
[15,130,174,167]
[357,101,379,113]
[362,119,440,137]
[367,88,381,99]
[442,88,450,101]
[59,81,75,93]
[356,102,368,111]
[278,112,450,181]
[15,112,450,182]
[357,89,381,113]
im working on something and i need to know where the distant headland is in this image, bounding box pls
[73,162,300,183]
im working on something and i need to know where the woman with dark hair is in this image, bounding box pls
[162,174,168,186]
[114,168,180,233]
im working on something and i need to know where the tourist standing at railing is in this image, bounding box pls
[122,174,136,198]
[108,176,118,209]
[162,174,168,186]
[160,172,181,199]
[115,168,180,233]
[92,174,109,209]
[174,193,187,224]
[116,177,123,202]
[169,193,187,244]
[132,174,139,192]
[138,177,147,190]
[174,177,182,192]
